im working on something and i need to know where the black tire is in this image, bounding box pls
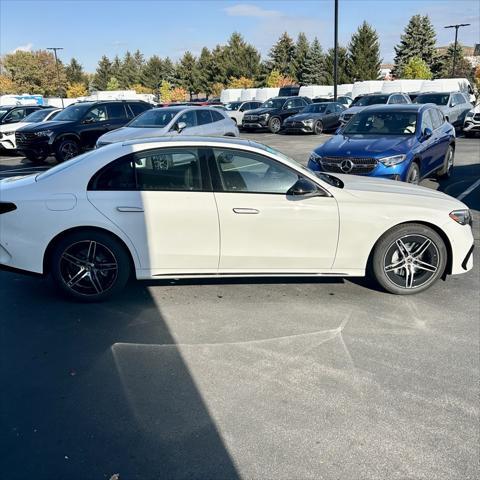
[371,223,447,295]
[50,230,131,302]
[55,138,79,163]
[463,131,474,138]
[24,151,47,164]
[313,120,324,135]
[268,117,282,134]
[437,145,454,179]
[405,162,420,184]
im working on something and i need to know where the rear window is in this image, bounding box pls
[415,94,449,106]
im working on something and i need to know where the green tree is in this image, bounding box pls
[222,32,261,80]
[293,32,310,84]
[119,51,138,89]
[268,32,296,78]
[438,43,474,80]
[159,80,172,102]
[162,57,176,85]
[302,37,326,85]
[402,56,432,79]
[111,55,122,81]
[323,47,351,84]
[65,58,86,85]
[197,47,213,97]
[141,55,164,93]
[347,21,381,81]
[106,76,120,91]
[177,51,200,98]
[93,55,112,90]
[133,49,145,74]
[209,45,228,85]
[393,15,437,77]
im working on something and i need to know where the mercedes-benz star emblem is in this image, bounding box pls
[340,159,354,173]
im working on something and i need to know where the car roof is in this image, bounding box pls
[123,136,253,148]
[362,104,430,113]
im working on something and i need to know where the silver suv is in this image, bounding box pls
[97,106,239,146]
[414,92,472,127]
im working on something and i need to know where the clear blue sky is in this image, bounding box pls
[1,0,479,71]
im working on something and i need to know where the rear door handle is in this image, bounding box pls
[233,208,259,214]
[116,206,144,212]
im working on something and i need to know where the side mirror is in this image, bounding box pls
[287,177,322,198]
[176,121,187,132]
[423,127,433,139]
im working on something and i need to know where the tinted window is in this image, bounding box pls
[304,104,327,113]
[197,110,213,125]
[26,107,40,115]
[261,98,285,109]
[177,110,197,128]
[293,98,305,108]
[415,94,449,106]
[352,95,389,106]
[212,148,298,194]
[4,108,25,123]
[84,105,108,123]
[343,111,418,135]
[211,110,224,122]
[225,102,242,111]
[335,104,344,112]
[422,110,434,131]
[325,105,334,114]
[89,148,202,191]
[54,103,92,121]
[128,108,177,128]
[107,103,127,119]
[23,109,54,122]
[129,102,150,116]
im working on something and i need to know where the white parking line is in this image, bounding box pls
[457,178,480,201]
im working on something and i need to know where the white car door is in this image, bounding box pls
[87,146,219,276]
[210,148,339,273]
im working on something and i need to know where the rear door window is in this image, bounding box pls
[196,110,213,125]
[107,103,128,120]
[211,110,224,122]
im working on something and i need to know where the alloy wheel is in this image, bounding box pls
[383,234,440,290]
[314,121,323,135]
[59,240,118,296]
[270,118,281,133]
[60,141,78,160]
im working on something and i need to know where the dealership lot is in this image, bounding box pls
[1,135,479,479]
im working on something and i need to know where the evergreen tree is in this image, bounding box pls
[110,55,122,83]
[268,32,296,78]
[293,33,310,84]
[177,51,200,98]
[141,55,164,93]
[438,43,474,80]
[93,55,112,90]
[393,15,437,77]
[119,51,138,89]
[347,21,381,81]
[209,45,228,85]
[106,76,120,91]
[133,49,145,74]
[221,32,261,80]
[65,58,86,85]
[323,47,351,84]
[197,47,213,97]
[302,38,325,85]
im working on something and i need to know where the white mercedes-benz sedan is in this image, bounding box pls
[0,137,474,301]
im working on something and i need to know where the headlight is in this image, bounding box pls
[34,130,53,137]
[259,113,270,120]
[3,131,14,136]
[303,119,314,125]
[379,154,406,166]
[309,152,322,164]
[449,209,472,226]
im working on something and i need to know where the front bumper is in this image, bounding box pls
[463,120,480,132]
[15,135,51,157]
[283,123,314,133]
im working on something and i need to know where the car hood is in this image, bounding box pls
[315,134,416,157]
[98,126,169,144]
[0,121,31,132]
[245,107,276,116]
[18,120,74,132]
[287,112,325,121]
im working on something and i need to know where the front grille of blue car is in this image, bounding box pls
[320,156,378,175]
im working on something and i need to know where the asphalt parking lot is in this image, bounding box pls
[1,134,479,480]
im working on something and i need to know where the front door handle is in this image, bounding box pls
[116,206,144,212]
[233,208,259,214]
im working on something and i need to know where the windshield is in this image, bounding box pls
[23,109,53,122]
[54,103,92,121]
[0,109,10,118]
[415,94,449,106]
[343,111,417,135]
[225,102,242,111]
[351,95,389,106]
[303,104,328,113]
[261,99,285,109]
[127,108,177,128]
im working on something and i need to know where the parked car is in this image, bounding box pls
[308,104,455,184]
[283,102,346,134]
[414,91,472,127]
[15,100,152,163]
[463,104,480,137]
[242,96,312,133]
[0,108,60,152]
[0,105,46,127]
[340,93,411,124]
[96,106,239,147]
[0,136,473,301]
[224,101,263,126]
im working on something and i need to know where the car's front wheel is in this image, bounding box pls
[50,230,131,301]
[405,162,420,184]
[314,120,324,135]
[437,145,454,179]
[371,223,447,295]
[268,117,282,134]
[55,138,79,163]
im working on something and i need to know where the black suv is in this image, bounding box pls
[16,100,152,163]
[0,105,46,126]
[242,96,312,133]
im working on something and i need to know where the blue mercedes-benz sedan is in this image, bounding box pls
[307,104,455,184]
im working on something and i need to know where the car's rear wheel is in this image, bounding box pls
[371,223,447,295]
[268,117,282,134]
[50,231,131,302]
[55,138,79,163]
[405,162,420,184]
[437,145,454,179]
[314,120,324,135]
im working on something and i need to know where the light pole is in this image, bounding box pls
[333,0,339,101]
[444,24,470,77]
[47,47,64,107]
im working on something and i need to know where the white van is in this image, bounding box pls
[351,81,384,99]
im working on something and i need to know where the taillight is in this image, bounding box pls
[0,202,17,214]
